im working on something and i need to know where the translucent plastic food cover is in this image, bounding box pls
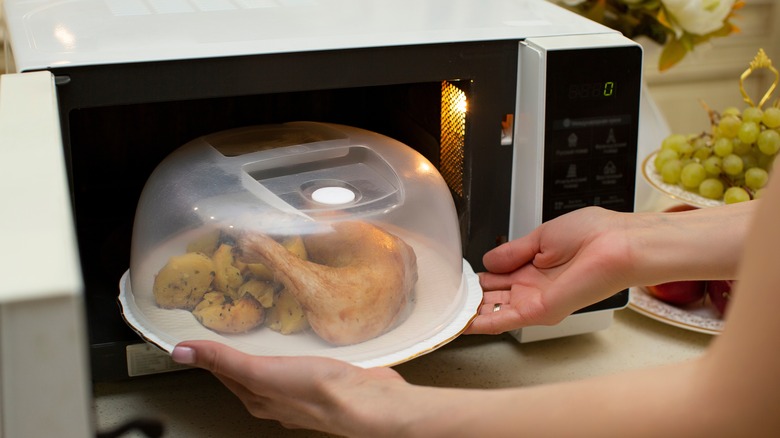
[122,122,479,365]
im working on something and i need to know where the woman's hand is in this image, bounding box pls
[465,201,755,335]
[466,207,634,335]
[171,341,407,436]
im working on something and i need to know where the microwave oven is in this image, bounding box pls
[1,0,642,384]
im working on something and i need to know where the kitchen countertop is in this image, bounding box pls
[92,308,712,437]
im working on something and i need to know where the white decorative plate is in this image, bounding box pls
[642,151,725,209]
[628,287,723,335]
[118,231,483,368]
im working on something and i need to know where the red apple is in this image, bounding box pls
[646,280,707,306]
[707,280,734,317]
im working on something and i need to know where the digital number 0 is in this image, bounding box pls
[603,82,615,97]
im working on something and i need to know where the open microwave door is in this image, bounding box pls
[0,72,93,437]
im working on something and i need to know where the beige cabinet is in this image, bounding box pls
[643,0,780,135]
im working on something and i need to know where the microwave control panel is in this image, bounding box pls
[541,44,642,222]
[511,34,642,240]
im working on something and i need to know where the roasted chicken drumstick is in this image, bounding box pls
[240,221,418,345]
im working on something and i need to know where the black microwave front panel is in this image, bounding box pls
[541,45,642,221]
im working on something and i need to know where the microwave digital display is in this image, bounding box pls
[568,81,617,100]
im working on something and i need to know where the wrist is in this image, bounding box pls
[627,202,755,286]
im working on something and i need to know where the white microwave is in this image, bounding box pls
[0,1,641,432]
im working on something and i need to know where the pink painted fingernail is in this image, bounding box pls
[171,346,196,364]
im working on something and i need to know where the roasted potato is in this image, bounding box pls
[153,252,215,310]
[265,289,309,335]
[238,279,276,308]
[192,292,265,334]
[212,243,244,299]
[185,229,221,257]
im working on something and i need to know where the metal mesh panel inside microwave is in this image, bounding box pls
[440,81,466,198]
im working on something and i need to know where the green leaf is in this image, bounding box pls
[679,34,696,52]
[583,2,606,23]
[710,22,736,38]
[633,0,661,12]
[659,38,689,72]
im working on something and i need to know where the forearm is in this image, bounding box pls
[381,356,756,438]
[624,201,756,286]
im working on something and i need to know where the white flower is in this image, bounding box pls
[661,0,736,35]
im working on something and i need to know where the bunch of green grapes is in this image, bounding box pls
[654,105,780,204]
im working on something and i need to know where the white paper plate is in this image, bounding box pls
[628,287,723,335]
[118,231,483,368]
[642,151,725,209]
